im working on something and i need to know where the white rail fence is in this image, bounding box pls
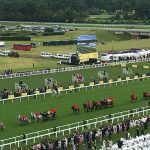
[63,26,150,32]
[0,75,150,104]
[0,58,150,79]
[0,106,150,149]
[1,21,150,28]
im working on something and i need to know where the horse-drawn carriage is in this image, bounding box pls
[143,91,150,99]
[71,103,80,114]
[131,94,137,102]
[18,108,57,125]
[31,109,57,122]
[83,97,114,112]
[40,108,57,121]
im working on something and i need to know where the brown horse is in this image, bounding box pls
[143,91,150,99]
[93,100,101,110]
[131,94,137,102]
[83,102,94,112]
[72,105,80,114]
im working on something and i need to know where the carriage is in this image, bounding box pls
[143,91,150,99]
[41,108,57,121]
[131,94,137,102]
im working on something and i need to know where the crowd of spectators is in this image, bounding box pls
[1,69,13,76]
[0,67,67,78]
[0,87,47,99]
[110,134,150,150]
[117,54,150,62]
[26,114,150,150]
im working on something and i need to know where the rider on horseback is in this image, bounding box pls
[131,92,137,102]
[21,113,27,122]
[50,108,57,119]
[72,103,80,114]
[73,103,79,110]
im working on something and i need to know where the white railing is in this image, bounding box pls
[1,21,150,28]
[0,75,149,104]
[0,58,150,79]
[0,106,149,149]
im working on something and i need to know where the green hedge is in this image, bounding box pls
[42,32,65,36]
[0,32,38,36]
[0,36,31,41]
[43,40,76,46]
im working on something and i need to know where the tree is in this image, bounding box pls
[135,0,150,19]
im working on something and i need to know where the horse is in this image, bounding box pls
[93,100,101,110]
[72,104,80,114]
[131,94,137,102]
[40,111,49,121]
[31,112,42,122]
[143,91,150,99]
[83,102,94,112]
[18,114,30,125]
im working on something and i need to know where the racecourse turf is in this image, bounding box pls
[0,79,149,140]
[0,62,150,140]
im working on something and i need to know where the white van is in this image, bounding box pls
[40,52,52,58]
[0,42,5,47]
[0,50,11,56]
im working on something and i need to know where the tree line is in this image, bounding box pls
[0,0,149,23]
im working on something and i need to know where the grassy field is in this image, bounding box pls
[0,79,149,140]
[0,30,150,72]
[0,61,149,91]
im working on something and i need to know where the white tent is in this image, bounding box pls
[0,41,5,47]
